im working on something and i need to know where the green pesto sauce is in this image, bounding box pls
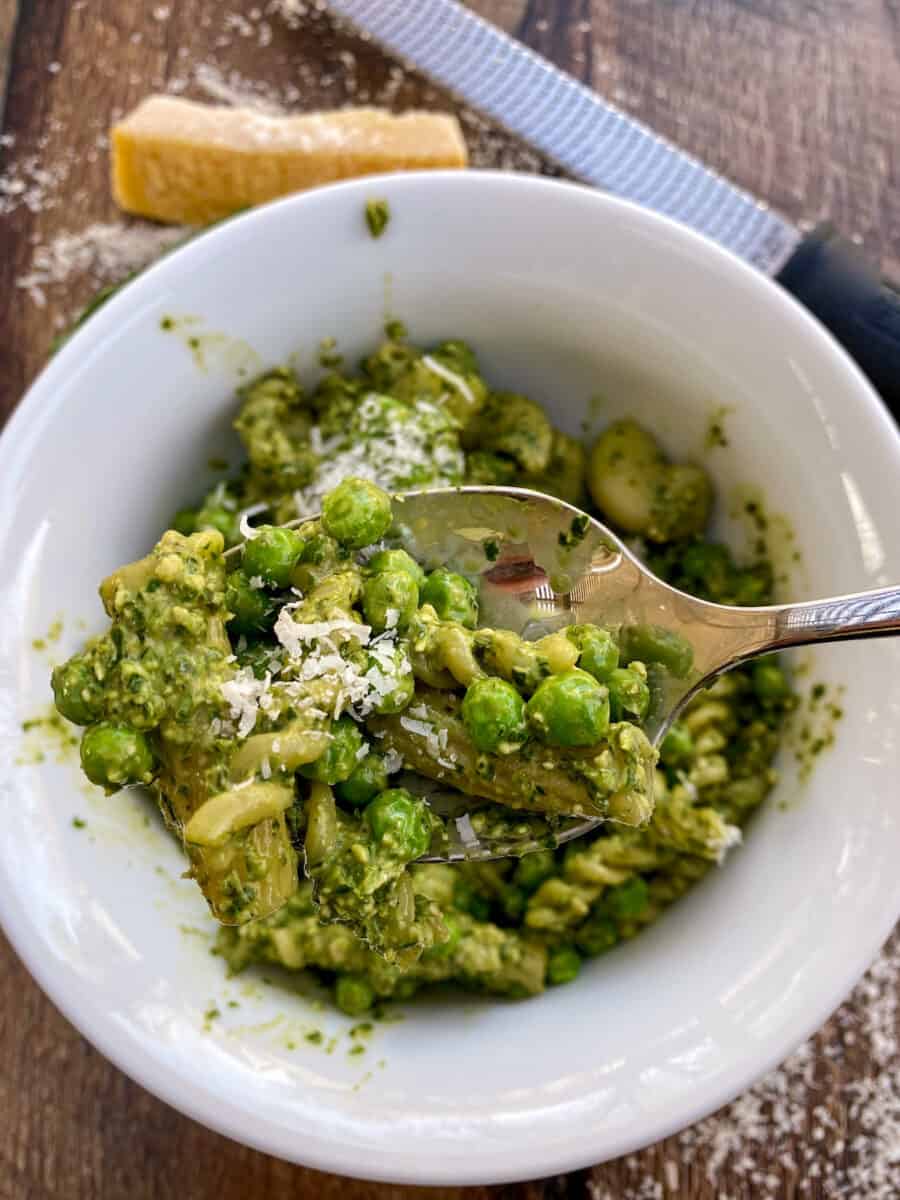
[158,314,261,377]
[18,709,79,766]
[704,405,733,450]
[791,680,846,782]
[31,617,64,652]
[730,484,804,591]
[51,331,817,1016]
[365,198,390,239]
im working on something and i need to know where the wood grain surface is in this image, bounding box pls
[2,3,899,1198]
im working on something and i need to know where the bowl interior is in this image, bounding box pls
[1,173,899,1184]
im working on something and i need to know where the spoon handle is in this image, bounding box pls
[694,584,900,680]
[767,585,900,649]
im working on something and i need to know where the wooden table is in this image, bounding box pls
[2,3,899,1197]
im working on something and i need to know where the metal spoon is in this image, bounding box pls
[237,486,900,862]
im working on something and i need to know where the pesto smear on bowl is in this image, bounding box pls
[52,335,795,1014]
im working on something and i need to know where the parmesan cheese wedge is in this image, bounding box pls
[111,95,468,224]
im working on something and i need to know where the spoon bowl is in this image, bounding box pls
[240,485,900,862]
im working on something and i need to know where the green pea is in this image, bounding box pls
[321,478,392,550]
[566,625,619,681]
[80,722,156,790]
[362,570,419,632]
[300,716,364,785]
[513,850,556,893]
[242,525,305,588]
[420,568,479,628]
[453,879,491,921]
[461,676,527,753]
[335,974,375,1016]
[225,570,280,635]
[603,876,649,919]
[660,721,694,767]
[607,667,650,723]
[525,669,610,747]
[575,914,619,957]
[51,656,103,726]
[547,945,582,986]
[366,548,425,590]
[620,623,693,679]
[752,659,790,704]
[171,508,197,535]
[334,754,390,808]
[364,788,432,859]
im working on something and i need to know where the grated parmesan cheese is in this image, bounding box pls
[220,667,271,737]
[382,748,404,775]
[421,353,476,409]
[14,222,188,308]
[293,395,464,520]
[274,610,371,658]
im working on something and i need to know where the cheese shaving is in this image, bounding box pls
[421,354,476,409]
[220,667,271,738]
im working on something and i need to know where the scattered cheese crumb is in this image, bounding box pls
[421,354,476,409]
[382,748,404,775]
[220,668,271,738]
[14,221,187,308]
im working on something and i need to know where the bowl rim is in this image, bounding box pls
[2,168,900,1185]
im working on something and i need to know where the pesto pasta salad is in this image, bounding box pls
[52,333,794,1014]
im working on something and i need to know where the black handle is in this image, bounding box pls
[777,226,900,419]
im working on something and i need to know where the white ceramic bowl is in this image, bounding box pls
[1,172,899,1185]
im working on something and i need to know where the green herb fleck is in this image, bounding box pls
[305,1030,324,1045]
[72,817,86,829]
[384,318,407,341]
[557,514,590,550]
[349,1044,366,1057]
[483,537,500,563]
[365,198,390,239]
[160,316,175,331]
[204,1006,221,1022]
